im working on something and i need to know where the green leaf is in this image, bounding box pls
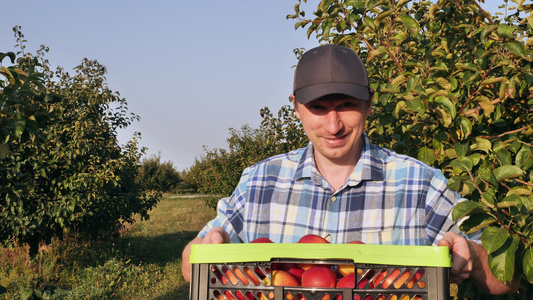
[481,25,498,41]
[363,16,376,30]
[476,96,495,115]
[506,41,527,59]
[497,194,521,209]
[447,176,462,191]
[482,190,496,205]
[459,213,496,234]
[506,187,532,197]
[471,137,491,154]
[488,234,519,283]
[450,157,473,172]
[497,24,515,39]
[345,0,365,8]
[521,196,533,211]
[480,77,509,86]
[478,164,498,186]
[322,20,333,40]
[13,115,26,139]
[493,165,523,182]
[524,248,533,283]
[435,107,452,127]
[454,142,469,157]
[452,201,485,222]
[516,148,532,168]
[392,74,407,87]
[434,96,457,119]
[400,14,419,33]
[418,147,436,166]
[435,77,451,90]
[0,143,9,159]
[0,51,16,64]
[481,226,510,254]
[456,62,478,72]
[457,117,472,140]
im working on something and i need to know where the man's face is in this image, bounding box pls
[293,95,372,167]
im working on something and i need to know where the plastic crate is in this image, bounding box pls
[189,243,450,300]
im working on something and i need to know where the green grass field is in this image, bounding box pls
[0,195,216,299]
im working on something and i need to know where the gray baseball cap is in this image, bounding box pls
[293,44,371,104]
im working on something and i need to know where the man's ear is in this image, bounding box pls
[369,88,375,100]
[366,101,373,117]
[291,94,301,119]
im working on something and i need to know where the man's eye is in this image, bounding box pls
[309,105,324,110]
[342,102,356,108]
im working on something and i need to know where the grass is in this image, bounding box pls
[0,195,216,300]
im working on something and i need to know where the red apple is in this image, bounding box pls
[336,263,355,277]
[301,266,336,288]
[223,290,247,300]
[336,272,356,288]
[347,240,365,244]
[393,269,412,289]
[273,263,305,283]
[250,237,274,243]
[272,270,300,287]
[406,269,425,289]
[357,269,376,289]
[221,267,249,286]
[243,267,261,286]
[298,234,330,243]
[369,269,388,288]
[382,268,401,289]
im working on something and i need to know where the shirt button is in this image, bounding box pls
[331,196,337,202]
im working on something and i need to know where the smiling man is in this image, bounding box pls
[181,44,517,294]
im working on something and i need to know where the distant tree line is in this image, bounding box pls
[136,153,190,194]
[182,106,308,208]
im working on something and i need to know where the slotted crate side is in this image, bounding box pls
[189,244,450,300]
[190,261,448,300]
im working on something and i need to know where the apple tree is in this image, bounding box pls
[137,153,183,193]
[287,0,532,297]
[1,27,159,255]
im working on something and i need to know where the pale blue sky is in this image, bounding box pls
[2,1,507,170]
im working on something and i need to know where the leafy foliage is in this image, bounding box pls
[287,0,532,297]
[137,153,183,193]
[184,105,308,208]
[0,27,159,255]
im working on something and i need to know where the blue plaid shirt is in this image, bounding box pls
[199,133,467,245]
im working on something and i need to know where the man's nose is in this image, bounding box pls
[324,110,343,134]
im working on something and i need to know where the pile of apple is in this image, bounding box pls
[251,234,364,290]
[216,234,425,300]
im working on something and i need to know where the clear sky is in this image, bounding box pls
[2,1,506,171]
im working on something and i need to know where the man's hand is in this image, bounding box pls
[438,231,519,295]
[438,231,474,283]
[201,226,230,245]
[181,227,230,283]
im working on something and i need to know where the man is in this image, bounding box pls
[182,44,517,294]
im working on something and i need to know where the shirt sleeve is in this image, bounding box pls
[424,170,481,245]
[197,167,251,243]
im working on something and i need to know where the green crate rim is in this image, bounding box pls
[190,244,451,267]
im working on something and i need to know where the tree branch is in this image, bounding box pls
[478,125,530,140]
[463,98,502,117]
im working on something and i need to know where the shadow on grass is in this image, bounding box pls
[55,229,200,272]
[113,230,199,266]
[153,286,190,300]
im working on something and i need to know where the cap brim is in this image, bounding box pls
[294,82,370,104]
